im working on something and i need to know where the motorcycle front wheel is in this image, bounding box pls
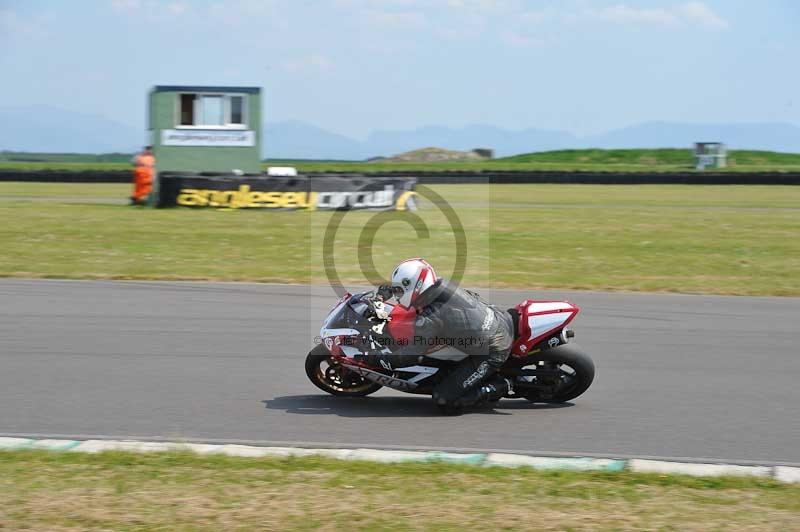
[305,344,383,397]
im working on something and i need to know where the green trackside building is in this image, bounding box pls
[148,85,262,174]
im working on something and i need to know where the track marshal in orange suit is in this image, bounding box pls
[130,146,155,205]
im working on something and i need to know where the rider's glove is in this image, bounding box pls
[417,305,435,318]
[376,285,394,300]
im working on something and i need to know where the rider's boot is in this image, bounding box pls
[433,359,493,408]
[433,357,511,413]
[462,376,512,406]
[483,377,513,403]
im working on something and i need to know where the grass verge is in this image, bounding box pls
[1,449,799,530]
[1,183,799,295]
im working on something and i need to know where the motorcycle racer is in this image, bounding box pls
[360,258,516,412]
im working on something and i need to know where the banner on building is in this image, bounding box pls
[161,129,256,147]
[157,174,417,211]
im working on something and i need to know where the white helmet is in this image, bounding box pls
[390,258,438,308]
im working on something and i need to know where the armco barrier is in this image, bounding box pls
[2,169,800,185]
[0,170,131,183]
[412,171,800,185]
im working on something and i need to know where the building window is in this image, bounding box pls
[177,93,247,128]
[200,95,224,125]
[230,96,244,125]
[179,94,195,125]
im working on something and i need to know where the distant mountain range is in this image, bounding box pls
[2,105,799,158]
[0,105,146,154]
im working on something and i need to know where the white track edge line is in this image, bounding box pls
[1,437,798,483]
[2,432,798,468]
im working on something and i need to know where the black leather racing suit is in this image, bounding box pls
[384,279,515,407]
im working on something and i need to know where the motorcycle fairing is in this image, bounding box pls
[395,365,440,383]
[510,300,579,357]
[340,362,420,391]
[339,361,443,391]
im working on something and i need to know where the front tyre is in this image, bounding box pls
[305,344,382,397]
[521,343,595,403]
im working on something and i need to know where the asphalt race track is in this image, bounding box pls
[1,279,798,465]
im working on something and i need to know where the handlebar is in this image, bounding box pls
[376,285,394,300]
[363,290,391,322]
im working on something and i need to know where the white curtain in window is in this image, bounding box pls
[200,96,224,126]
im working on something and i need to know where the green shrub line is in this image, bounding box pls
[2,148,800,173]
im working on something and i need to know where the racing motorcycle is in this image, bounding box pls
[306,290,595,412]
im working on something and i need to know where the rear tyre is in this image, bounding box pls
[521,343,595,403]
[305,345,382,397]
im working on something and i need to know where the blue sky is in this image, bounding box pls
[1,0,798,138]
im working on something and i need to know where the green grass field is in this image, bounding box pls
[1,450,798,530]
[3,148,800,173]
[1,182,798,295]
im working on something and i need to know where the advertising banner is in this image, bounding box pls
[161,129,256,147]
[157,173,417,211]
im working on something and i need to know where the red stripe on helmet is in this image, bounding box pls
[410,265,430,305]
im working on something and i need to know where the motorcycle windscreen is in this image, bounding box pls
[320,297,366,338]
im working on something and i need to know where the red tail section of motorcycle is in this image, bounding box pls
[510,300,580,357]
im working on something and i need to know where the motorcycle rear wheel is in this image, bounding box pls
[305,345,383,397]
[520,344,595,403]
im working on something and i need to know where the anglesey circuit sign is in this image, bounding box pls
[157,174,417,211]
[161,129,256,147]
[175,184,413,210]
